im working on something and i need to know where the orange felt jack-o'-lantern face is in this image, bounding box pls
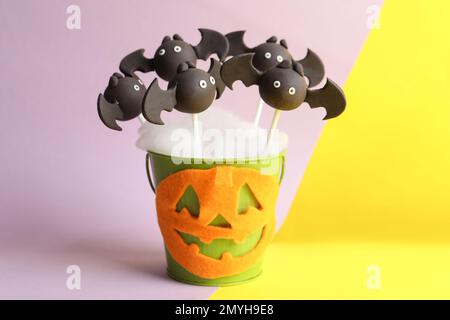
[155,166,279,279]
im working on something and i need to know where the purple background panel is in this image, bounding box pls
[0,0,380,299]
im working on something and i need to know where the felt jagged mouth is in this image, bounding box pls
[176,227,264,260]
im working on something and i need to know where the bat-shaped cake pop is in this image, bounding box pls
[97,52,149,131]
[221,53,346,119]
[226,31,325,87]
[97,74,146,131]
[142,59,225,125]
[119,29,229,81]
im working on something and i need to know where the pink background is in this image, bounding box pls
[0,0,381,299]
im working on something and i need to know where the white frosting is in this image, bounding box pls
[136,107,288,160]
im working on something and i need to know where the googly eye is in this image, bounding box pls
[209,76,216,85]
[133,85,140,91]
[174,46,181,53]
[159,48,165,55]
[276,55,283,63]
[199,80,207,88]
[273,80,281,88]
[264,52,272,59]
[288,87,296,95]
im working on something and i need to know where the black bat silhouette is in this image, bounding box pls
[142,59,225,125]
[119,29,229,81]
[226,31,325,87]
[97,51,151,131]
[221,53,346,119]
[97,74,146,131]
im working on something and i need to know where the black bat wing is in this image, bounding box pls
[306,78,346,120]
[221,53,261,89]
[193,28,229,61]
[119,49,154,77]
[97,94,124,131]
[142,79,177,125]
[208,58,226,99]
[297,49,325,87]
[225,30,252,57]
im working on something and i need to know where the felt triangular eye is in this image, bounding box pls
[238,183,262,214]
[176,185,199,216]
[208,215,232,228]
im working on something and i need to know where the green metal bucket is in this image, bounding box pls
[146,151,285,286]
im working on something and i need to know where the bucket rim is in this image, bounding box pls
[146,149,287,164]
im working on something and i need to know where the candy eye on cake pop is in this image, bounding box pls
[142,58,225,125]
[119,29,229,81]
[221,53,346,119]
[226,31,325,87]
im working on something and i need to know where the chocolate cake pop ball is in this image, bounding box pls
[153,36,198,81]
[251,38,292,73]
[97,73,146,131]
[142,59,226,125]
[171,64,218,114]
[103,74,146,119]
[258,65,307,111]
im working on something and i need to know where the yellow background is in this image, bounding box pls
[212,0,450,299]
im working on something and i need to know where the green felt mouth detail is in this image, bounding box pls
[177,228,263,260]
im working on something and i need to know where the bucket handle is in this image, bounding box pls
[146,152,286,193]
[278,154,285,186]
[146,153,156,194]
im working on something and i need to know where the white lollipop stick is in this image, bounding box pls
[253,98,265,127]
[138,114,146,124]
[192,113,202,158]
[267,109,281,146]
